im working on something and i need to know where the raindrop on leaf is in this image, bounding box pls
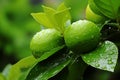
[95,63,100,67]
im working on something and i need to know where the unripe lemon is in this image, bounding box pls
[86,5,106,23]
[30,29,64,58]
[64,20,100,54]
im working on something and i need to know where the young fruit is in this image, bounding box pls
[64,20,100,54]
[30,29,64,58]
[86,5,106,23]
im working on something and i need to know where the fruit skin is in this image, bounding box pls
[64,20,101,54]
[86,5,106,23]
[30,29,64,58]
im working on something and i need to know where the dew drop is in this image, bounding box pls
[95,64,100,67]
[102,66,107,70]
[108,58,112,61]
[108,27,111,29]
[109,52,114,55]
[111,66,115,69]
[107,59,113,64]
[108,60,113,64]
[76,59,79,62]
[87,60,90,63]
[83,56,86,59]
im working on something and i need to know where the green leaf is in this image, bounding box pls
[2,64,12,79]
[57,3,69,11]
[37,45,65,61]
[31,3,71,33]
[81,41,118,72]
[0,73,5,80]
[42,5,56,28]
[8,56,37,80]
[48,67,69,80]
[25,49,71,80]
[94,0,120,19]
[54,8,71,33]
[31,13,53,28]
[88,0,103,16]
[67,57,88,80]
[56,3,71,32]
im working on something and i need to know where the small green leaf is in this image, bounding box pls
[54,8,71,33]
[94,0,120,19]
[57,3,69,11]
[26,49,71,80]
[8,56,37,80]
[56,3,71,32]
[42,5,56,28]
[31,13,53,28]
[81,41,118,72]
[42,5,56,14]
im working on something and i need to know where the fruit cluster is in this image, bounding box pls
[30,3,101,58]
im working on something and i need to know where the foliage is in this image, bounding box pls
[1,0,120,80]
[0,0,42,60]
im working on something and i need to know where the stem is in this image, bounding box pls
[106,23,119,27]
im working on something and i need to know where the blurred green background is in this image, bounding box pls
[1,0,120,80]
[0,0,88,71]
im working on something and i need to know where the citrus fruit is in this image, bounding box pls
[64,20,101,54]
[30,29,64,58]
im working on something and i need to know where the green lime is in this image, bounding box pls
[30,29,64,58]
[64,20,101,54]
